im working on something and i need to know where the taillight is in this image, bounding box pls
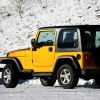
[85,54,88,61]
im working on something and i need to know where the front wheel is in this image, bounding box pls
[2,64,19,88]
[40,77,56,86]
[57,64,79,89]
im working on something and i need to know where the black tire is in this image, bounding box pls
[94,78,100,87]
[40,77,56,86]
[57,64,79,89]
[2,64,19,88]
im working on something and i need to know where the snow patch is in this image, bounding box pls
[78,79,94,86]
[21,78,95,87]
[22,79,41,85]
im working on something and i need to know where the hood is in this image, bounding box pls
[7,48,30,57]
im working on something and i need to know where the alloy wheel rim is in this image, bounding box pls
[60,69,71,85]
[3,69,11,84]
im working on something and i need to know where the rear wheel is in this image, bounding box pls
[57,64,79,89]
[2,64,19,88]
[40,77,56,86]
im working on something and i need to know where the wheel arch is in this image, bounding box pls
[53,56,81,75]
[0,57,23,72]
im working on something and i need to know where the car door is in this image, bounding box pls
[32,30,56,69]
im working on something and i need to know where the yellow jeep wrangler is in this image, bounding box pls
[0,25,100,89]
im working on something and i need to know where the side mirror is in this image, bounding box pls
[38,42,43,48]
[31,39,35,47]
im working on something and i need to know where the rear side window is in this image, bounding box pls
[57,29,78,48]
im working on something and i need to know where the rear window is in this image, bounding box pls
[57,29,79,48]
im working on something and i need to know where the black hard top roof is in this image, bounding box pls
[39,25,100,29]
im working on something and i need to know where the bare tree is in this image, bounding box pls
[11,0,26,18]
[11,0,38,18]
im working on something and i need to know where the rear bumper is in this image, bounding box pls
[81,69,100,78]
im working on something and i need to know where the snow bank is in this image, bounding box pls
[0,0,100,56]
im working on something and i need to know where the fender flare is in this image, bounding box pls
[54,56,81,75]
[0,57,23,72]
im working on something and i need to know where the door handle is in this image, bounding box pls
[48,47,53,52]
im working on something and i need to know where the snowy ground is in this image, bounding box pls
[1,85,100,100]
[0,65,100,100]
[0,78,100,100]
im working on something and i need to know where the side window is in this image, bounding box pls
[95,31,100,48]
[37,31,55,46]
[84,31,92,50]
[57,29,78,48]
